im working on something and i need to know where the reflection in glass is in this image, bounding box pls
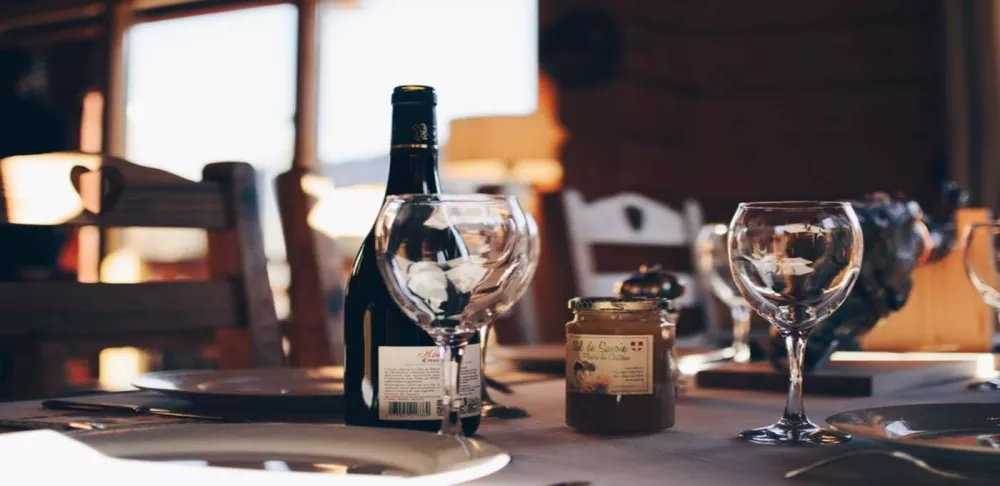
[374,194,527,436]
[478,211,540,419]
[728,201,863,446]
[695,223,751,363]
[963,222,1000,390]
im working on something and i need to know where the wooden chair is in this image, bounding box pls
[562,188,704,309]
[275,168,344,367]
[0,152,283,399]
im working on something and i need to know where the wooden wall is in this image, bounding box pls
[529,0,949,343]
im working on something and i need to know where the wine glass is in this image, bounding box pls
[374,194,524,436]
[478,209,541,419]
[695,223,752,363]
[728,201,863,445]
[963,221,1000,390]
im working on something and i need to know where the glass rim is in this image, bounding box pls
[737,200,852,211]
[383,193,517,205]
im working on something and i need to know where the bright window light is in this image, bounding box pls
[318,0,538,168]
[125,4,296,259]
[124,1,537,262]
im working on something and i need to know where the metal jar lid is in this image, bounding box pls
[568,297,672,312]
[615,264,685,300]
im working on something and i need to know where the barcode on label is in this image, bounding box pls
[388,401,433,417]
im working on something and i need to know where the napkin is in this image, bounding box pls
[0,430,504,486]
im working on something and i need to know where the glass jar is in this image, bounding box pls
[565,297,676,435]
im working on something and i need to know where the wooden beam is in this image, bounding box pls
[0,0,288,31]
[293,0,320,170]
[101,0,129,158]
[0,0,104,32]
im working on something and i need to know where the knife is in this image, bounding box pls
[41,399,245,422]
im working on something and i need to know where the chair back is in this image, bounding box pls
[0,153,283,370]
[562,188,703,308]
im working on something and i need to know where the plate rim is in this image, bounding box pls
[826,402,1000,456]
[131,367,345,399]
[71,422,511,483]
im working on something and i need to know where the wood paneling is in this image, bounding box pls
[536,0,949,343]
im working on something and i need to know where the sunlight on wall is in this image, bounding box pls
[100,247,144,283]
[98,347,148,390]
[97,249,149,389]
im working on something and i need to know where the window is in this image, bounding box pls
[125,4,297,262]
[318,0,538,178]
[123,0,537,266]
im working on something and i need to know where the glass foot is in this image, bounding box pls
[968,376,1000,391]
[739,419,851,446]
[480,401,529,419]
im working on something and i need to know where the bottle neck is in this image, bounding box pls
[384,148,440,195]
[385,101,440,196]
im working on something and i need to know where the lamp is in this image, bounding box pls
[443,112,566,194]
[0,151,100,226]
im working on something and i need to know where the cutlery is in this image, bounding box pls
[41,399,244,422]
[786,449,984,482]
[0,419,109,432]
[485,376,513,395]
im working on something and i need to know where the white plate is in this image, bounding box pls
[132,367,344,410]
[827,403,1000,458]
[71,423,510,484]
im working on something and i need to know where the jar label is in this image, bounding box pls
[377,344,481,420]
[567,334,653,395]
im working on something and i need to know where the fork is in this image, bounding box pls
[785,450,985,482]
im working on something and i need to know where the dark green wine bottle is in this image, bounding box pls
[343,86,481,435]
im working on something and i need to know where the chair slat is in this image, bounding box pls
[87,185,229,229]
[0,281,241,336]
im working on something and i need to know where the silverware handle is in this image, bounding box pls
[785,449,974,482]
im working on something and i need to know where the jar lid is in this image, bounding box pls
[615,264,685,300]
[568,297,672,311]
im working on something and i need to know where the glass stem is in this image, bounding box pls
[438,336,468,437]
[731,302,752,364]
[479,322,495,406]
[781,329,809,425]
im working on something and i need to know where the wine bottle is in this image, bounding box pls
[344,85,481,434]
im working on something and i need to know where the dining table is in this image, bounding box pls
[1,374,997,485]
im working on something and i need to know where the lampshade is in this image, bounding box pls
[0,151,101,225]
[444,112,565,192]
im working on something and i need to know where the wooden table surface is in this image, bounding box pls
[2,377,999,486]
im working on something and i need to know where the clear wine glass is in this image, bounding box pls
[695,223,752,363]
[374,194,524,436]
[728,201,863,446]
[963,221,1000,390]
[479,208,541,419]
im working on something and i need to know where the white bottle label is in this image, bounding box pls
[566,334,653,395]
[378,344,481,421]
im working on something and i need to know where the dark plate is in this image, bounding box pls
[827,403,1000,470]
[132,367,344,411]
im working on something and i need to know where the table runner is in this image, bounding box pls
[2,378,998,485]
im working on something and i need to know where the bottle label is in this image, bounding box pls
[391,105,437,147]
[566,334,653,395]
[377,344,480,420]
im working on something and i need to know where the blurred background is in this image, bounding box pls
[0,0,996,397]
